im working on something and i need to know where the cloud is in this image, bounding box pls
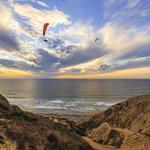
[60,23,95,47]
[32,49,60,71]
[62,68,82,74]
[37,22,107,69]
[4,0,48,8]
[0,67,35,78]
[0,58,31,70]
[94,20,150,72]
[14,3,71,35]
[111,57,150,71]
[103,0,149,25]
[0,3,19,52]
[60,45,107,67]
[0,59,18,68]
[30,0,48,8]
[0,2,14,26]
[47,38,74,53]
[118,43,150,60]
[70,68,81,73]
[0,51,58,72]
[127,0,141,9]
[101,22,150,58]
[0,29,19,52]
[0,0,150,78]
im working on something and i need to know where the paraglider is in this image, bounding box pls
[43,23,50,42]
[29,59,38,65]
[27,59,38,68]
[100,64,109,71]
[44,39,49,42]
[95,38,99,43]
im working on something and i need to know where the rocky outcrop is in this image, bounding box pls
[0,94,93,150]
[75,94,150,149]
[88,122,125,148]
[75,94,150,135]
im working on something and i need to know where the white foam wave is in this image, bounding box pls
[34,105,66,109]
[94,101,115,107]
[50,100,63,104]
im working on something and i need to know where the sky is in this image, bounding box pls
[0,0,150,78]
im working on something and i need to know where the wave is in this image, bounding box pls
[50,100,64,104]
[94,101,116,107]
[33,105,66,110]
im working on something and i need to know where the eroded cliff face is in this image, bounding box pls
[76,94,150,135]
[75,94,150,150]
[0,94,93,150]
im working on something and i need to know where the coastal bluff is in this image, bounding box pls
[0,94,92,150]
[75,94,150,150]
[0,94,150,150]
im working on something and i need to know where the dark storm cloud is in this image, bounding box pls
[0,29,19,51]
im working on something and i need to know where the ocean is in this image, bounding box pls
[0,79,150,116]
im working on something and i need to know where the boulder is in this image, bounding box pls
[76,94,150,135]
[88,122,111,144]
[88,122,125,148]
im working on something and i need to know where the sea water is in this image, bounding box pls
[0,79,150,115]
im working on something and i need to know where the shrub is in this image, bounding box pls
[6,110,38,122]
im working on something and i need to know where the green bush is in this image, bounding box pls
[6,110,38,122]
[44,141,61,150]
[0,104,8,110]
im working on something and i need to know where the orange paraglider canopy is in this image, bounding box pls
[43,23,49,36]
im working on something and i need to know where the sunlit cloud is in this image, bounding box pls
[14,3,71,35]
[0,67,36,78]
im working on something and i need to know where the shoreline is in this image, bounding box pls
[31,109,101,121]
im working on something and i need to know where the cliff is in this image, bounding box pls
[0,94,92,150]
[1,93,150,150]
[75,94,150,150]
